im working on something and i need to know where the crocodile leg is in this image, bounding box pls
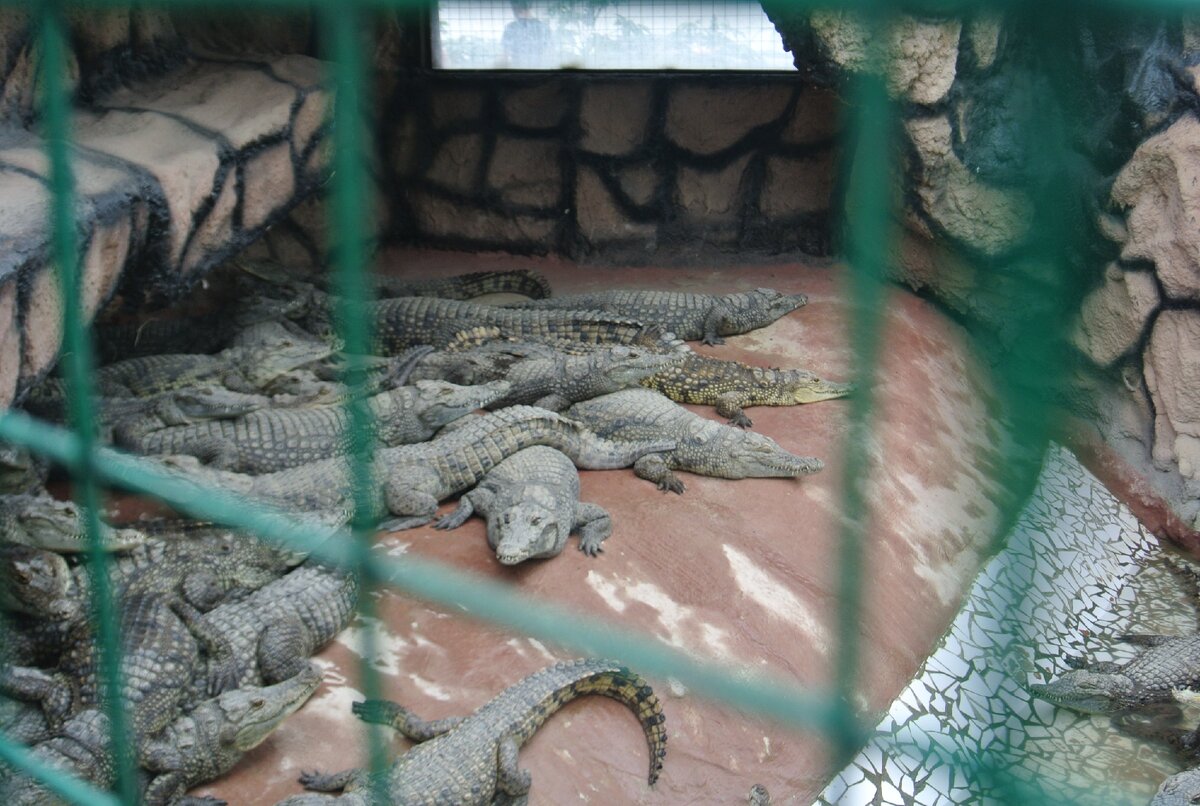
[633,454,685,494]
[0,667,73,728]
[700,307,728,346]
[257,614,310,684]
[165,435,241,471]
[532,393,571,411]
[496,733,532,799]
[433,495,477,531]
[351,699,464,741]
[714,391,754,428]
[170,598,240,695]
[574,503,612,557]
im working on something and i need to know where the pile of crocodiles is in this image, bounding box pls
[1027,555,1200,804]
[1,262,851,803]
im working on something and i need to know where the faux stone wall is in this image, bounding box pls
[761,6,1200,537]
[383,73,841,261]
[0,11,334,409]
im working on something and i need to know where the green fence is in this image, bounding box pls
[0,0,1146,802]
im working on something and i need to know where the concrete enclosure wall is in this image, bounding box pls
[382,73,841,261]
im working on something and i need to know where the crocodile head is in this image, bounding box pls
[713,428,824,478]
[776,370,855,404]
[718,288,808,335]
[1028,669,1137,714]
[0,546,80,620]
[0,445,48,494]
[216,662,322,752]
[1151,768,1200,806]
[411,379,512,428]
[5,495,145,554]
[489,490,570,565]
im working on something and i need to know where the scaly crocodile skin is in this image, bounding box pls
[567,389,824,493]
[374,268,552,300]
[505,287,807,345]
[278,658,667,805]
[641,353,852,426]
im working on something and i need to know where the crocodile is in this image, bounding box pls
[504,287,807,345]
[1028,633,1200,714]
[276,657,666,805]
[0,546,79,620]
[0,666,322,806]
[566,389,824,493]
[235,257,553,301]
[116,380,511,474]
[140,664,323,806]
[641,353,853,427]
[749,784,772,805]
[194,563,357,695]
[0,492,146,553]
[154,406,673,530]
[297,290,679,355]
[435,446,612,564]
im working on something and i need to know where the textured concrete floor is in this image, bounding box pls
[199,250,1013,805]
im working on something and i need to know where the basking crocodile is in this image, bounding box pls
[140,664,323,806]
[641,353,853,427]
[299,291,678,355]
[1028,633,1200,714]
[236,257,552,301]
[276,658,666,805]
[116,379,511,474]
[0,492,146,553]
[0,666,321,806]
[0,546,79,620]
[194,563,357,695]
[435,446,612,564]
[156,406,673,530]
[566,389,824,493]
[504,287,807,345]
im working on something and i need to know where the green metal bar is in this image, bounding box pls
[322,5,393,800]
[36,3,137,803]
[0,412,844,737]
[0,735,122,806]
[831,6,891,767]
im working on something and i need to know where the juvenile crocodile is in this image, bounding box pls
[300,291,678,355]
[567,389,824,493]
[140,664,323,806]
[0,492,146,553]
[435,446,612,564]
[116,379,511,474]
[641,353,853,427]
[0,666,322,806]
[1028,633,1200,714]
[276,657,667,805]
[505,287,807,345]
[156,406,673,530]
[194,563,357,695]
[0,546,79,620]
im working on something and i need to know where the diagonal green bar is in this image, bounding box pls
[0,411,843,737]
[0,734,122,806]
[321,4,392,799]
[831,7,892,766]
[36,4,137,803]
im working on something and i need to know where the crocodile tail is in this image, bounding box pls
[443,326,506,351]
[450,269,552,299]
[508,658,668,785]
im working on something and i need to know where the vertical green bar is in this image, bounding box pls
[322,3,391,801]
[832,6,891,766]
[37,4,137,802]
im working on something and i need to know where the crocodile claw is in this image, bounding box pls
[728,413,753,428]
[578,537,605,557]
[658,478,685,494]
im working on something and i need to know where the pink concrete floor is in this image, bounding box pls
[193,250,1012,805]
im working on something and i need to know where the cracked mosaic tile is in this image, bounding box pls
[818,445,1197,805]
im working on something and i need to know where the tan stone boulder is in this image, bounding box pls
[1113,115,1200,301]
[1072,264,1160,367]
[1144,310,1200,479]
[809,11,961,105]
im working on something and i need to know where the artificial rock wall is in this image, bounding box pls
[762,6,1200,536]
[382,73,841,262]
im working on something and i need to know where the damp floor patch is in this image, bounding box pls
[819,444,1195,806]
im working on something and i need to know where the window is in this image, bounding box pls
[433,0,795,70]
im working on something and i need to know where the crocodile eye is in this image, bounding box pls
[250,697,265,710]
[531,517,542,526]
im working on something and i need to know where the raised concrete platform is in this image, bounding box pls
[0,55,329,408]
